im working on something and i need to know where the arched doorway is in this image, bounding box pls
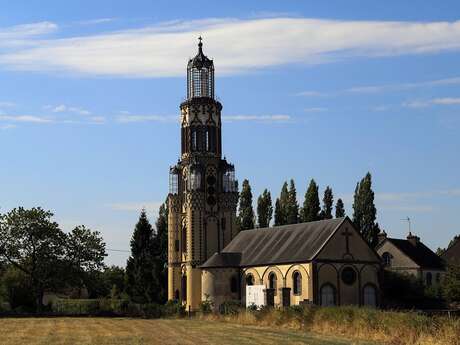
[363,284,377,307]
[320,284,336,306]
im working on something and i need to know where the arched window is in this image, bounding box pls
[268,272,277,292]
[293,271,302,295]
[382,252,392,266]
[320,284,336,307]
[230,276,238,293]
[181,224,187,254]
[191,128,197,151]
[363,284,377,307]
[426,272,433,286]
[246,274,254,286]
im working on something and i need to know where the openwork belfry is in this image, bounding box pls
[167,38,239,311]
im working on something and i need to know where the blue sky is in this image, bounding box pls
[0,0,459,266]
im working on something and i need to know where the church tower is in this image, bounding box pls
[167,38,239,311]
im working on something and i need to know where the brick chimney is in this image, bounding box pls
[407,232,420,246]
[377,230,387,244]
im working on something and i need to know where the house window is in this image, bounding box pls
[268,272,277,293]
[382,252,392,266]
[230,276,238,293]
[246,274,254,286]
[293,271,302,295]
[426,272,432,286]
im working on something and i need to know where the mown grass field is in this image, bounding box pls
[0,317,377,345]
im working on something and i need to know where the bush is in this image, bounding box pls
[199,295,213,314]
[219,300,242,315]
[163,300,186,317]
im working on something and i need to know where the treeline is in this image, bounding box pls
[0,201,170,313]
[237,172,381,247]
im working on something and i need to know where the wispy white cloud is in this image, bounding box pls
[77,18,116,26]
[372,105,391,112]
[0,114,53,123]
[297,76,460,98]
[1,18,460,77]
[403,97,460,108]
[222,114,291,122]
[45,104,91,115]
[0,101,16,107]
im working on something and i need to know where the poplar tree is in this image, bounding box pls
[353,172,379,247]
[125,209,160,303]
[274,198,283,226]
[237,179,255,230]
[257,189,273,228]
[274,182,289,226]
[286,179,299,224]
[321,186,334,220]
[335,198,345,218]
[300,179,320,222]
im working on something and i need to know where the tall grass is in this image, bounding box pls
[200,306,460,345]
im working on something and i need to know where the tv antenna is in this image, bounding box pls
[401,216,411,234]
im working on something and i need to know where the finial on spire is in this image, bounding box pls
[198,36,203,53]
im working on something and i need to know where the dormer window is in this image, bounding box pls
[382,252,392,266]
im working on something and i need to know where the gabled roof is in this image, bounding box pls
[385,238,445,270]
[201,217,346,268]
[442,236,460,265]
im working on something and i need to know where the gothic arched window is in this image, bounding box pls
[181,224,187,254]
[268,272,277,293]
[191,128,197,151]
[382,252,392,266]
[320,283,336,306]
[293,271,302,295]
[246,274,254,286]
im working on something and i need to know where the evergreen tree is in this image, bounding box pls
[353,172,379,247]
[125,209,160,304]
[237,179,255,230]
[300,179,320,222]
[257,189,273,228]
[286,179,299,224]
[274,198,283,226]
[321,186,334,220]
[335,198,345,218]
[154,201,169,303]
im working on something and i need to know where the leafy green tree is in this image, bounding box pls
[300,179,320,222]
[257,189,273,228]
[0,207,66,312]
[125,209,160,303]
[335,198,345,218]
[353,172,379,247]
[321,186,334,220]
[0,266,35,311]
[154,201,169,303]
[286,179,299,224]
[442,265,460,303]
[65,225,106,297]
[237,179,255,230]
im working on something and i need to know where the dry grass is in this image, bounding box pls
[200,307,460,345]
[0,317,376,345]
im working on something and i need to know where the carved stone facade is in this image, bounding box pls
[167,39,238,311]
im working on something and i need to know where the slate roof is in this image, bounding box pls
[386,238,445,270]
[442,237,460,265]
[201,217,346,268]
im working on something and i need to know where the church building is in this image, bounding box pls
[167,39,382,312]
